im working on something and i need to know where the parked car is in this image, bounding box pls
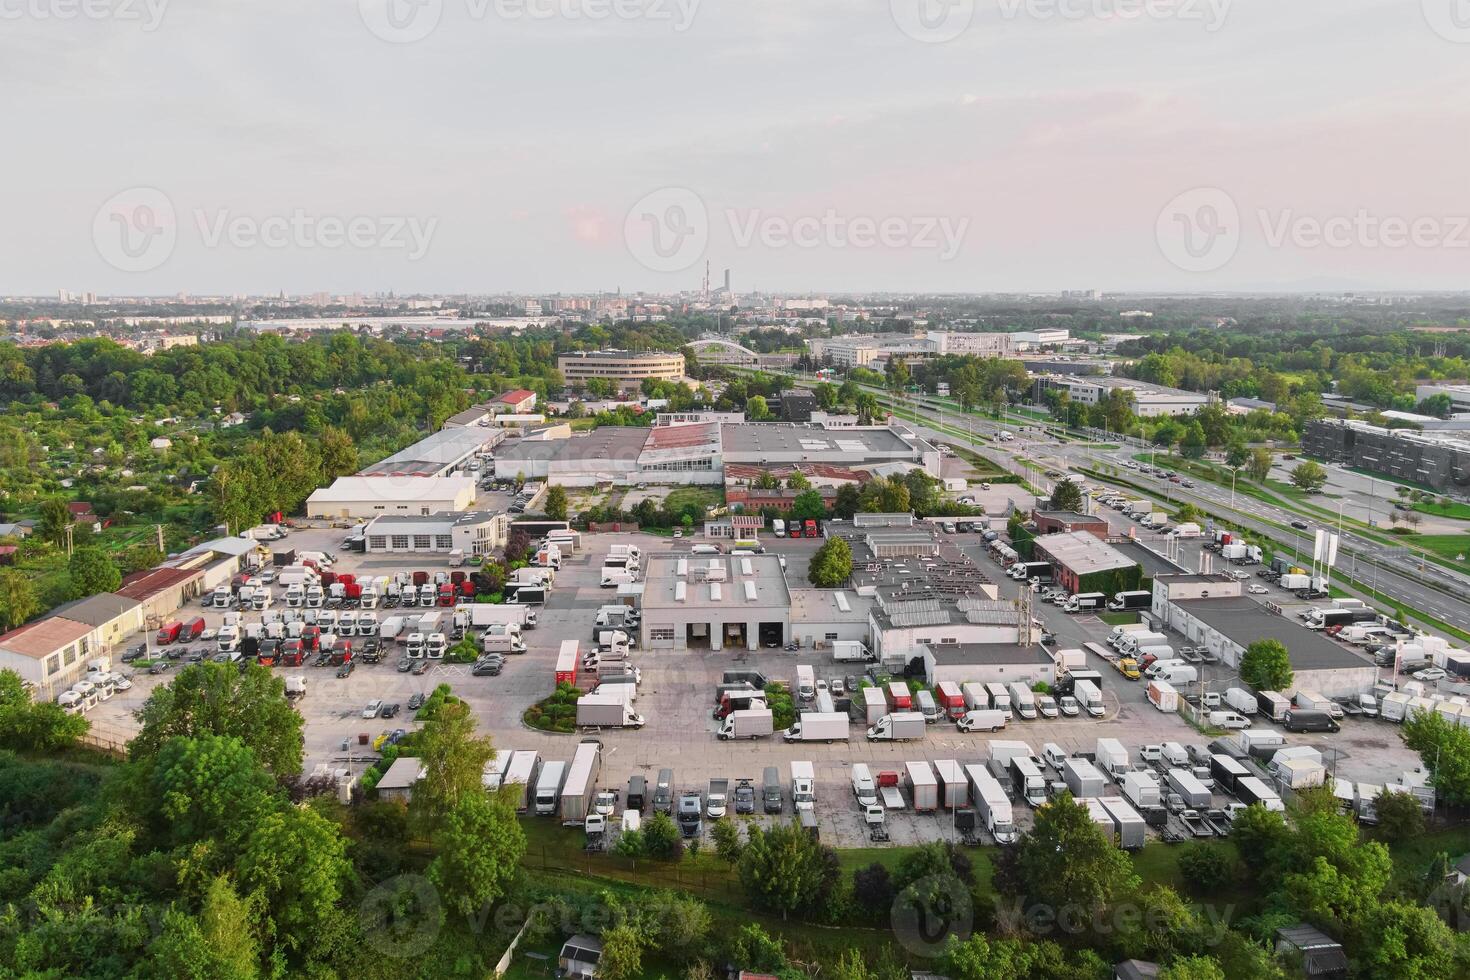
[1414,667,1448,682]
[1247,584,1268,594]
[407,693,426,710]
[149,662,172,675]
[383,703,400,718]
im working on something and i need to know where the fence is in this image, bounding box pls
[586,522,640,533]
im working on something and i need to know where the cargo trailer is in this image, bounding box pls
[559,741,602,825]
[1099,796,1147,849]
[906,761,939,812]
[1063,758,1105,798]
[1165,768,1211,808]
[965,763,1017,843]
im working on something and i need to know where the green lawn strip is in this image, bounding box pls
[1099,611,1139,626]
[1413,499,1470,520]
[663,486,724,512]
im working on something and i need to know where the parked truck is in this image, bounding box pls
[1011,756,1047,807]
[534,761,568,817]
[1146,680,1179,712]
[1074,679,1104,718]
[867,711,927,741]
[796,665,816,700]
[832,640,875,662]
[1121,770,1161,809]
[576,695,645,728]
[718,707,774,740]
[1165,768,1211,808]
[783,711,848,742]
[936,681,966,720]
[791,761,816,814]
[907,761,939,812]
[1236,775,1285,812]
[984,682,1012,718]
[1107,590,1152,612]
[1096,738,1131,780]
[482,624,528,654]
[1007,682,1038,720]
[502,751,541,812]
[966,764,1017,843]
[559,741,602,825]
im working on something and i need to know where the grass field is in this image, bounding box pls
[664,486,723,513]
[1409,534,1470,568]
[1414,499,1470,520]
[1099,611,1138,626]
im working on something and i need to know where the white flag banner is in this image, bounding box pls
[1326,533,1340,569]
[1313,529,1326,563]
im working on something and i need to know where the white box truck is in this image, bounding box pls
[534,761,567,816]
[1225,687,1259,715]
[907,761,939,812]
[791,761,816,812]
[559,741,602,826]
[867,712,927,741]
[1121,770,1161,809]
[1074,679,1105,717]
[796,665,816,701]
[1095,738,1130,780]
[576,695,645,728]
[933,759,967,808]
[832,640,874,662]
[1011,756,1047,807]
[718,707,774,740]
[987,740,1033,765]
[965,764,1017,843]
[783,712,848,742]
[984,682,1012,718]
[1007,682,1038,720]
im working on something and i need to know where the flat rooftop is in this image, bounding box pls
[496,427,651,464]
[1033,531,1135,576]
[309,475,475,503]
[642,553,791,611]
[721,423,917,457]
[789,588,873,624]
[1111,540,1187,577]
[0,617,92,658]
[1174,596,1370,671]
[358,428,499,477]
[924,642,1052,666]
[873,594,1017,631]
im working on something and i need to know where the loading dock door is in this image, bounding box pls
[758,622,784,648]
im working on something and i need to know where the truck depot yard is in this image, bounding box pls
[80,526,1430,850]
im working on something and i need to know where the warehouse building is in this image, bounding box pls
[1303,418,1470,493]
[640,553,791,652]
[305,476,478,520]
[493,427,652,486]
[557,350,685,390]
[358,427,504,478]
[868,583,1014,663]
[789,589,873,648]
[362,511,509,557]
[1030,375,1208,418]
[117,565,206,621]
[721,422,940,476]
[0,591,146,696]
[1032,509,1110,539]
[920,642,1056,687]
[1150,579,1376,697]
[1033,530,1141,594]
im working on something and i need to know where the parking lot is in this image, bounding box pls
[82,525,1429,849]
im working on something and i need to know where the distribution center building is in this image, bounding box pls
[640,553,791,652]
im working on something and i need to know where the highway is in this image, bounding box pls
[763,369,1470,633]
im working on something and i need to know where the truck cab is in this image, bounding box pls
[677,792,703,836]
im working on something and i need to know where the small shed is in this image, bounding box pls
[374,757,425,803]
[558,934,603,979]
[1275,924,1348,979]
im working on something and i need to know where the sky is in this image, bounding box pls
[5,0,1469,296]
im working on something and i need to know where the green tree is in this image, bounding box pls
[613,828,645,866]
[1372,788,1425,842]
[0,668,88,750]
[1290,460,1328,493]
[237,806,352,955]
[790,489,827,522]
[754,470,781,490]
[131,662,305,777]
[1160,955,1226,980]
[67,545,122,599]
[429,788,526,917]
[745,395,771,420]
[854,392,880,425]
[786,470,811,491]
[596,923,644,980]
[1179,421,1208,460]
[1013,793,1138,915]
[832,483,861,520]
[737,822,838,918]
[585,378,615,399]
[1247,447,1274,483]
[1226,441,1250,471]
[641,811,682,860]
[145,734,281,850]
[1177,844,1235,893]
[0,568,39,630]
[808,535,853,587]
[38,496,70,546]
[317,425,358,479]
[1402,709,1470,806]
[712,819,744,864]
[1356,900,1459,980]
[149,875,261,980]
[544,485,569,521]
[413,700,496,821]
[1049,479,1084,512]
[1239,639,1293,692]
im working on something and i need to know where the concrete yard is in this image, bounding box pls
[85,528,1426,849]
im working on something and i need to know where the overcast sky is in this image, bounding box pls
[6,0,1468,296]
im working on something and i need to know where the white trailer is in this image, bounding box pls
[906,761,939,812]
[1121,770,1161,809]
[456,603,533,630]
[559,742,602,825]
[501,751,541,811]
[987,740,1033,766]
[965,764,1017,843]
[1165,768,1211,808]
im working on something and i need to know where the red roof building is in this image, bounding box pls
[495,389,538,413]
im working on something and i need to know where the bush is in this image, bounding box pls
[523,681,583,733]
[1177,844,1235,893]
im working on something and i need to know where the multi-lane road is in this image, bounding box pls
[767,370,1470,632]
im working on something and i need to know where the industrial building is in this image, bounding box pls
[305,476,478,520]
[1032,531,1140,594]
[788,589,874,648]
[778,389,818,422]
[1032,509,1110,538]
[920,642,1056,687]
[357,427,504,478]
[721,422,940,475]
[493,427,660,486]
[1030,375,1209,418]
[556,350,685,390]
[1149,576,1376,697]
[639,553,791,651]
[1303,418,1470,493]
[362,511,509,556]
[924,332,1015,358]
[0,592,148,696]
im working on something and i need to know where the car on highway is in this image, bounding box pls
[1290,520,1309,530]
[1413,667,1448,682]
[1247,584,1269,594]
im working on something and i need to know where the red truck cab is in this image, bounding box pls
[437,584,455,607]
[804,519,819,538]
[156,621,182,644]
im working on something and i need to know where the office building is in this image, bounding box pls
[1031,375,1208,418]
[557,350,685,390]
[1303,419,1470,493]
[640,553,791,651]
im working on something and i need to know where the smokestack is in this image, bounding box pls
[723,268,731,292]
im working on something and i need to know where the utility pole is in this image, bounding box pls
[64,523,74,557]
